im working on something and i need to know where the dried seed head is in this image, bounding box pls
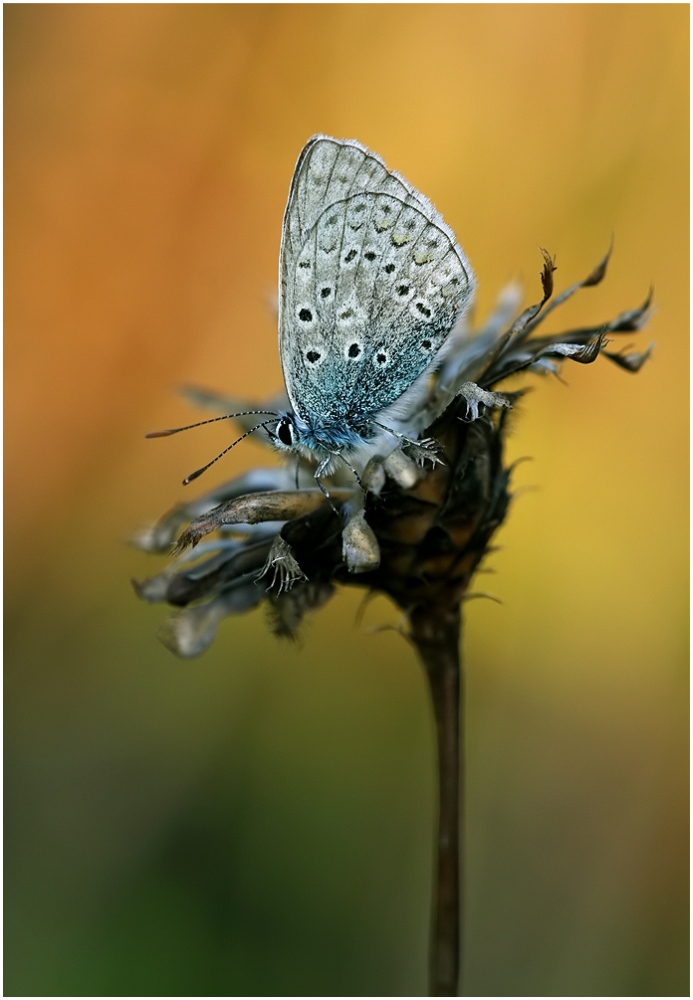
[134,248,651,656]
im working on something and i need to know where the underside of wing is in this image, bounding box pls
[279,136,475,424]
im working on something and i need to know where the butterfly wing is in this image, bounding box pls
[279,135,474,425]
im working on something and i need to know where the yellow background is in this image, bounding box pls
[6,5,688,995]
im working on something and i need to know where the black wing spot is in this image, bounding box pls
[415,302,432,318]
[340,308,355,320]
[344,249,357,263]
[299,308,313,322]
[376,351,387,365]
[397,284,410,296]
[306,350,321,363]
[384,263,395,274]
[320,287,331,299]
[405,218,416,230]
[327,214,338,225]
[298,260,310,269]
[422,339,432,349]
[355,203,366,213]
[348,343,361,358]
[364,251,376,261]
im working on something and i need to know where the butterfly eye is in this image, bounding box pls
[276,418,294,447]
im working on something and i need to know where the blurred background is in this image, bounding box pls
[5,5,688,996]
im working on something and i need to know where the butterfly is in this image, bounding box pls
[148,136,475,489]
[270,135,475,481]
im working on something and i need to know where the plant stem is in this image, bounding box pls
[410,603,463,997]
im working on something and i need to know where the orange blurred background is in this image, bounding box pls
[5,5,688,996]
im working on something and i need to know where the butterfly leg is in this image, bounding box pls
[333,451,364,489]
[369,420,444,468]
[313,456,339,513]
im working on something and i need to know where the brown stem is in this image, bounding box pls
[410,603,462,997]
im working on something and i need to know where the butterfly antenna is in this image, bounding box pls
[146,410,279,439]
[182,420,277,485]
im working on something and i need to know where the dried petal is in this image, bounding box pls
[457,382,514,421]
[361,456,387,495]
[131,571,176,603]
[606,290,653,332]
[582,243,612,287]
[603,343,654,372]
[158,576,264,658]
[538,247,557,300]
[174,489,350,553]
[342,508,381,574]
[536,331,607,365]
[132,468,293,552]
[521,244,613,340]
[165,541,271,606]
[383,448,422,489]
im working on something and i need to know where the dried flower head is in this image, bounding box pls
[133,247,651,657]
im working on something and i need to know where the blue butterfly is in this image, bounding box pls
[269,135,475,482]
[149,136,475,489]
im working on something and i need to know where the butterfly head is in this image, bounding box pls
[269,410,382,465]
